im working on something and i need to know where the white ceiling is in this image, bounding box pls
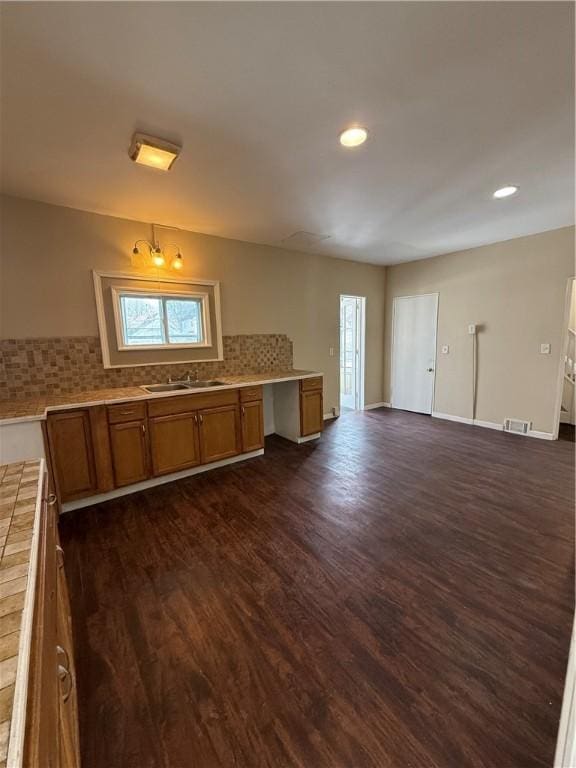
[0,2,573,265]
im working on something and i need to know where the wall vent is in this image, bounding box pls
[503,418,531,435]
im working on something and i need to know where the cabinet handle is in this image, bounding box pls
[119,410,135,416]
[199,414,203,425]
[46,493,57,506]
[57,644,73,702]
[194,414,198,425]
[241,406,245,416]
[57,644,70,668]
[56,544,64,569]
[141,423,146,435]
[57,663,73,703]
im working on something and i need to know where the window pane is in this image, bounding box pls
[165,298,203,344]
[120,295,165,346]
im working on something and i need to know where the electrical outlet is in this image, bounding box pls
[441,345,449,354]
[540,343,551,354]
[468,324,477,335]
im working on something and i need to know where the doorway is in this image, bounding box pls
[554,277,576,441]
[391,293,438,414]
[339,295,366,413]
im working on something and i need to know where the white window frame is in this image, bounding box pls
[92,271,223,368]
[111,286,212,351]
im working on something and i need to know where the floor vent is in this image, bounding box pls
[503,418,531,435]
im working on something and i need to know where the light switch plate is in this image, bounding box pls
[540,343,551,354]
[441,345,449,354]
[329,347,335,357]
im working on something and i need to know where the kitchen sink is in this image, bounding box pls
[186,380,226,389]
[141,383,191,393]
[141,380,226,393]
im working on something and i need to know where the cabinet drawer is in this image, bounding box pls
[147,390,238,417]
[300,376,323,392]
[107,401,147,424]
[240,385,263,403]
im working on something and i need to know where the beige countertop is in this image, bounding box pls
[0,370,322,425]
[0,460,43,768]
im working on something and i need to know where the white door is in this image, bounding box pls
[392,294,438,414]
[340,296,365,411]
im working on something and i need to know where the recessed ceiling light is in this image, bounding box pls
[493,185,518,199]
[339,127,368,148]
[129,133,181,171]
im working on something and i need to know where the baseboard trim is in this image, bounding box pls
[472,418,502,431]
[294,432,322,444]
[432,410,472,425]
[432,411,555,440]
[528,430,555,441]
[62,449,265,512]
[364,402,391,411]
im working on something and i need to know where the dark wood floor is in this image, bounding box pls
[59,409,575,768]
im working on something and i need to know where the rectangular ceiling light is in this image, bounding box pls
[129,133,181,171]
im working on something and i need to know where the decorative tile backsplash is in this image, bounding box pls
[0,335,293,399]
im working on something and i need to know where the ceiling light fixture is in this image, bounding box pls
[339,126,368,148]
[493,185,519,199]
[129,132,181,171]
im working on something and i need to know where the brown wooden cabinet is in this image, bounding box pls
[46,410,97,502]
[25,485,59,767]
[149,412,201,476]
[300,380,324,437]
[109,419,149,487]
[45,378,323,505]
[24,482,80,768]
[56,528,81,767]
[198,405,241,463]
[241,401,264,452]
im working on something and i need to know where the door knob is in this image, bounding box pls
[427,367,434,372]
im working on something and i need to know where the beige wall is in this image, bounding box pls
[570,281,576,331]
[0,195,386,412]
[384,227,575,433]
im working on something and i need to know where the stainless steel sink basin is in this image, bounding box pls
[186,380,225,389]
[141,380,226,393]
[141,383,191,393]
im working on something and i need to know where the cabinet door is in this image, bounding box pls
[300,390,324,436]
[198,405,240,464]
[56,531,80,768]
[149,412,201,476]
[109,420,149,487]
[47,410,97,502]
[24,486,59,767]
[241,401,264,452]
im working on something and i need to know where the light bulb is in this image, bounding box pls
[172,253,183,270]
[152,249,165,267]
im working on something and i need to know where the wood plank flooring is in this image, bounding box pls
[59,409,575,768]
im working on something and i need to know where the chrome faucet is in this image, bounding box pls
[182,368,200,383]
